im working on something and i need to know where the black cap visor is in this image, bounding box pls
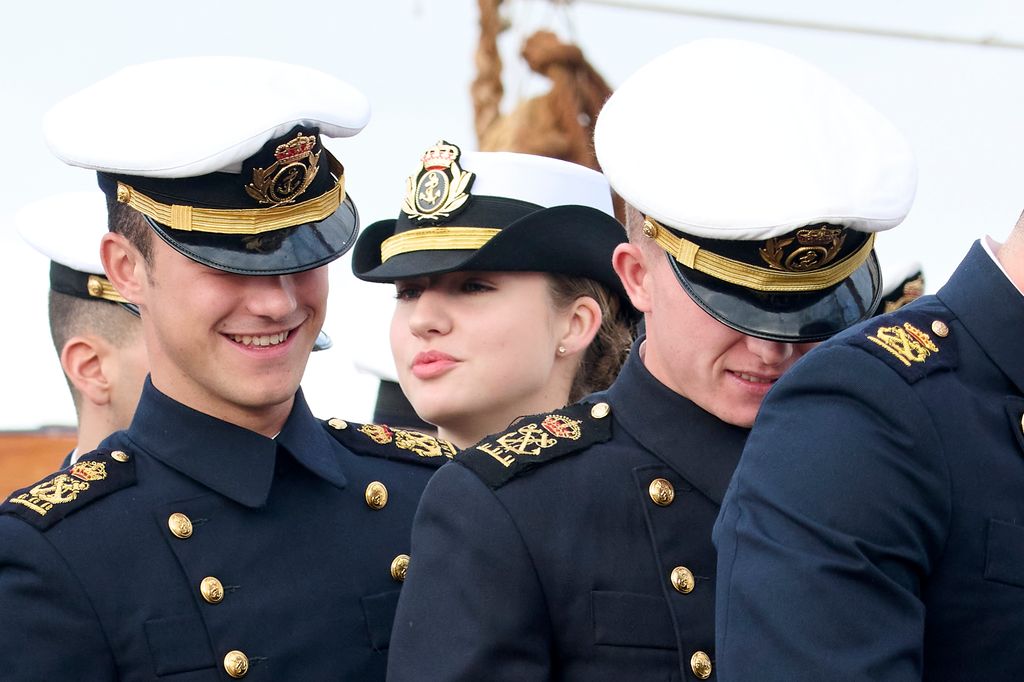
[669,250,882,343]
[146,194,359,276]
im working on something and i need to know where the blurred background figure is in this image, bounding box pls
[353,141,634,448]
[16,191,148,464]
[874,245,925,316]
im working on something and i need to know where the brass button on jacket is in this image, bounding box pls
[690,650,713,679]
[671,566,695,594]
[365,481,389,510]
[648,478,675,506]
[167,513,193,539]
[590,402,611,419]
[200,576,224,604]
[110,450,130,462]
[223,650,249,678]
[328,418,348,430]
[391,554,410,582]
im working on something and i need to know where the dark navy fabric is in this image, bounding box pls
[388,340,748,680]
[714,241,1024,681]
[0,380,438,680]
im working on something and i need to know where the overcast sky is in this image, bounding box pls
[2,0,1022,432]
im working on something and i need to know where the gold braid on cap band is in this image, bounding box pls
[380,227,501,263]
[86,275,129,304]
[644,217,875,293]
[114,154,345,235]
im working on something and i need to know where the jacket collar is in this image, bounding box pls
[938,240,1024,394]
[605,338,749,505]
[122,379,346,508]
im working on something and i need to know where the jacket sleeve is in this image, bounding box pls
[388,461,552,681]
[713,344,950,682]
[0,516,116,676]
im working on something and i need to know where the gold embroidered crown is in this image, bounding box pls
[274,134,317,163]
[795,226,843,246]
[68,460,107,481]
[420,141,459,170]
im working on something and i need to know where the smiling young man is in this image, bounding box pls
[0,58,453,680]
[386,39,916,681]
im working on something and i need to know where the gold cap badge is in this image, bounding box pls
[245,132,321,206]
[760,225,847,273]
[402,140,475,222]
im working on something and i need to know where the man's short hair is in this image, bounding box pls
[48,291,140,410]
[623,203,656,251]
[106,195,152,264]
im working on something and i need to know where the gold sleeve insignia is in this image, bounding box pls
[0,450,137,531]
[324,419,456,468]
[866,321,938,367]
[458,402,613,489]
[852,311,957,384]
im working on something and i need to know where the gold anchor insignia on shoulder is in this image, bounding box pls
[245,132,321,206]
[8,460,108,517]
[867,321,939,367]
[476,422,559,468]
[359,423,394,445]
[401,140,474,222]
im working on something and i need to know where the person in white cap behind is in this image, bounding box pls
[16,191,148,462]
[385,39,915,681]
[348,282,437,432]
[0,57,450,680]
[872,245,925,316]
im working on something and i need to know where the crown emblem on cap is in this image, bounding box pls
[760,224,847,273]
[274,133,317,164]
[402,140,475,222]
[245,131,322,207]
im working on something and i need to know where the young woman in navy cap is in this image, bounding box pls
[353,142,634,448]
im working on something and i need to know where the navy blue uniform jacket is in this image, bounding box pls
[388,341,747,681]
[714,242,1024,680]
[0,380,449,680]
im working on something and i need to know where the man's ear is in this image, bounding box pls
[100,232,146,305]
[60,335,113,407]
[611,242,654,314]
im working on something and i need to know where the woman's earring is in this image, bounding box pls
[558,346,567,355]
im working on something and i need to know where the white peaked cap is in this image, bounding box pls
[460,151,614,215]
[44,56,371,177]
[595,38,917,240]
[16,191,109,275]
